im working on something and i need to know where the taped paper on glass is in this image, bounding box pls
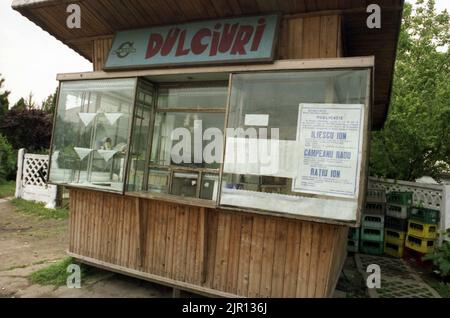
[97,149,118,162]
[292,103,364,199]
[223,138,299,178]
[104,113,124,125]
[74,147,94,161]
[220,188,357,221]
[78,113,97,127]
[244,114,269,126]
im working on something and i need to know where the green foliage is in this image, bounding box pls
[0,134,16,182]
[423,229,450,278]
[0,181,15,198]
[0,76,10,121]
[370,0,450,181]
[0,108,53,152]
[12,93,37,111]
[11,198,69,220]
[41,87,58,115]
[29,257,99,286]
[428,282,450,298]
[12,97,27,111]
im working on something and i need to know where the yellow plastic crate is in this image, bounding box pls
[384,241,404,258]
[407,220,438,239]
[405,234,435,254]
[385,228,406,245]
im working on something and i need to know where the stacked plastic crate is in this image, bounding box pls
[404,207,440,264]
[384,192,412,257]
[360,189,386,254]
[347,227,360,253]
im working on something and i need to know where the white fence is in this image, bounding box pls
[368,177,450,241]
[15,148,57,209]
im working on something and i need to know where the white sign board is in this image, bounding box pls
[292,103,365,199]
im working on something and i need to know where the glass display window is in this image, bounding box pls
[49,78,137,192]
[219,69,371,221]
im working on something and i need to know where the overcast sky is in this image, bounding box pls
[0,1,449,106]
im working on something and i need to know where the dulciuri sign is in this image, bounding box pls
[105,14,279,70]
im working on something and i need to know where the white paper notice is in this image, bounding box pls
[244,114,269,126]
[292,103,364,199]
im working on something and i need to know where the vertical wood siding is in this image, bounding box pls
[69,188,348,297]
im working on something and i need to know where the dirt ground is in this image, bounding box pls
[0,198,174,298]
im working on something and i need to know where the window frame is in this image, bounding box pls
[47,77,139,194]
[140,80,229,200]
[217,67,373,224]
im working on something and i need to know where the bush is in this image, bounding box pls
[423,229,450,278]
[0,108,52,152]
[0,134,16,182]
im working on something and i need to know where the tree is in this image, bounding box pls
[12,92,37,110]
[0,75,10,121]
[0,134,15,182]
[12,97,27,111]
[25,92,37,109]
[370,0,450,181]
[0,108,53,152]
[41,87,58,114]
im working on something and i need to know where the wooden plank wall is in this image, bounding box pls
[92,15,341,71]
[278,15,341,59]
[69,188,348,297]
[93,37,113,71]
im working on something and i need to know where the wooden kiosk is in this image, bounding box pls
[13,0,404,297]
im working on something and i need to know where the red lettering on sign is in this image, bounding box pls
[161,28,180,56]
[176,30,190,56]
[210,23,221,56]
[219,23,238,53]
[251,18,266,51]
[191,28,211,55]
[143,16,273,60]
[231,25,254,55]
[145,33,163,59]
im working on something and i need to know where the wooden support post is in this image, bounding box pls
[172,288,181,298]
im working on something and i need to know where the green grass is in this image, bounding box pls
[0,181,15,198]
[11,198,69,220]
[427,280,450,298]
[29,257,103,287]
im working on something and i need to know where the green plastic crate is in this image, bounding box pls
[364,202,386,216]
[362,214,384,229]
[386,204,409,219]
[361,226,384,242]
[348,227,360,240]
[386,191,413,206]
[408,207,440,225]
[385,216,408,231]
[366,188,386,203]
[347,239,359,253]
[361,240,384,255]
